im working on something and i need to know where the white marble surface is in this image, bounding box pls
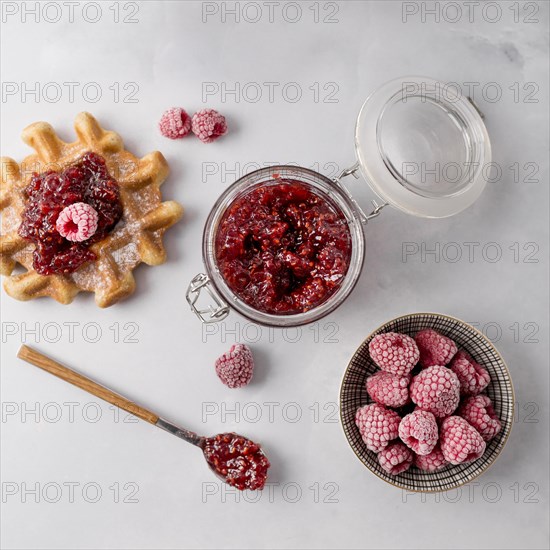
[1,1,549,549]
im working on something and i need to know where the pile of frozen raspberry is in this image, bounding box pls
[355,329,501,476]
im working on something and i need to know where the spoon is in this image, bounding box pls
[17,345,270,491]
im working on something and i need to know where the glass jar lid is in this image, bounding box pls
[355,76,491,218]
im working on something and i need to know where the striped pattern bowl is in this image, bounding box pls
[340,313,514,492]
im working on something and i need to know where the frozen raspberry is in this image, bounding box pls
[55,202,98,242]
[459,395,502,441]
[215,344,254,388]
[414,444,448,472]
[368,332,419,376]
[399,410,438,455]
[191,108,228,143]
[355,403,400,453]
[159,107,192,139]
[366,371,410,408]
[415,329,458,368]
[410,366,460,418]
[440,416,486,465]
[450,350,491,396]
[378,442,413,475]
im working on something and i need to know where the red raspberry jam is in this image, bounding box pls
[202,433,270,491]
[215,179,352,315]
[18,151,122,275]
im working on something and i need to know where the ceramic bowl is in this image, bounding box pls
[340,312,514,492]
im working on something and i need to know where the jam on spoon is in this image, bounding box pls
[202,433,270,491]
[215,179,352,315]
[18,151,122,275]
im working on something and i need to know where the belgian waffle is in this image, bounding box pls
[0,112,183,307]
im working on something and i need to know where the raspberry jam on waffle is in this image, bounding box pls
[202,433,270,491]
[18,152,122,275]
[215,180,352,315]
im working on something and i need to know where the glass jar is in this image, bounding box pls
[187,76,491,327]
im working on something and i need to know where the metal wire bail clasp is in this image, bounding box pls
[186,273,230,324]
[333,162,388,224]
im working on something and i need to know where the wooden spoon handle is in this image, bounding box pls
[17,345,159,425]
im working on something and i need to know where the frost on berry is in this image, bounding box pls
[191,109,228,143]
[410,366,460,418]
[440,416,486,465]
[415,329,458,368]
[450,350,491,396]
[458,395,501,441]
[56,202,98,242]
[378,441,413,475]
[414,444,448,472]
[159,107,192,139]
[355,403,400,453]
[366,371,410,408]
[399,410,438,456]
[215,344,254,388]
[368,332,419,376]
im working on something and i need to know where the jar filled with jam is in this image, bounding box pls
[187,77,491,327]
